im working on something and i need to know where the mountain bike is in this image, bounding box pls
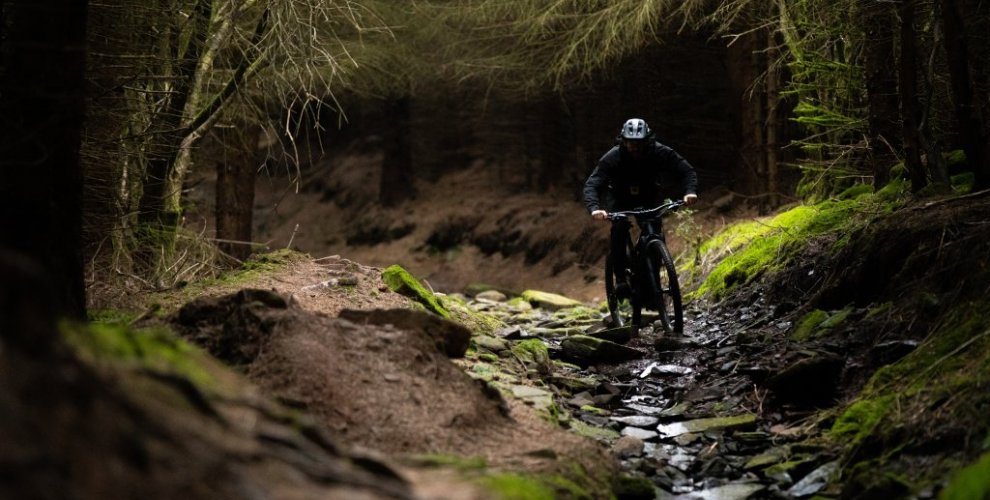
[604,200,684,333]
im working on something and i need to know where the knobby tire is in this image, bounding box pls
[646,239,683,333]
[604,253,624,327]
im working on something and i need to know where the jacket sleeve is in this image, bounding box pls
[657,144,698,195]
[583,151,614,213]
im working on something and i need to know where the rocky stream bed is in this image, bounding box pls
[455,289,852,500]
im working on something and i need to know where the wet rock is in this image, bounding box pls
[656,414,757,439]
[787,460,838,497]
[613,435,646,458]
[658,402,691,419]
[625,403,665,416]
[475,290,507,302]
[743,447,789,470]
[548,375,598,393]
[654,336,697,351]
[494,326,524,339]
[668,482,765,500]
[509,384,554,411]
[339,308,472,357]
[622,427,659,441]
[561,335,645,366]
[590,325,634,344]
[869,339,919,366]
[473,335,509,354]
[672,433,700,446]
[520,290,584,310]
[764,354,844,407]
[611,415,660,428]
[639,362,694,377]
[593,393,620,406]
[567,391,595,407]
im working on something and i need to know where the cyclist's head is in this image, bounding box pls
[619,118,652,157]
[619,118,652,142]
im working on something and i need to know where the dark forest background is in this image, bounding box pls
[1,0,987,316]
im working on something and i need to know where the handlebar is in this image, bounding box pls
[605,200,685,222]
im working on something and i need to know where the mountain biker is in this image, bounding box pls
[583,118,699,295]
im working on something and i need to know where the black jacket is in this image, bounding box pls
[583,141,698,213]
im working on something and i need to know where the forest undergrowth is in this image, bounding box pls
[689,173,990,498]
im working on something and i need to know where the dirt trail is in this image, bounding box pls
[167,255,616,498]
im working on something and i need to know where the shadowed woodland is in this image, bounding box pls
[1,0,989,499]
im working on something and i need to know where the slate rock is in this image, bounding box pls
[613,435,646,459]
[560,335,644,366]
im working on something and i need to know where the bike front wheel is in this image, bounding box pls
[646,240,683,333]
[604,252,625,327]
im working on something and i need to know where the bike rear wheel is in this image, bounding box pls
[646,240,683,333]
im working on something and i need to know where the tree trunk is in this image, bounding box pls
[215,126,258,261]
[766,26,781,208]
[137,0,212,235]
[380,95,415,207]
[898,0,928,192]
[0,0,89,319]
[859,0,901,188]
[753,27,769,211]
[940,0,988,189]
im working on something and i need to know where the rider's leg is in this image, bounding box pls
[610,219,631,290]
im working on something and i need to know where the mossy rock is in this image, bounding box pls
[560,335,643,366]
[511,339,552,374]
[381,265,449,318]
[520,290,584,311]
[614,475,656,500]
[438,293,506,335]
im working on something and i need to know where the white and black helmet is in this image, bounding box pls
[620,118,652,141]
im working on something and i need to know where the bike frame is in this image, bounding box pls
[605,201,684,332]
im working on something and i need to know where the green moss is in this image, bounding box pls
[765,457,816,477]
[837,183,873,200]
[569,419,620,441]
[88,309,139,326]
[828,302,990,487]
[62,321,214,387]
[579,405,607,415]
[791,309,830,341]
[511,339,551,373]
[951,172,975,193]
[469,362,500,381]
[478,353,499,363]
[830,396,894,447]
[439,293,505,334]
[691,198,889,301]
[614,475,655,499]
[875,175,910,201]
[941,452,990,500]
[408,453,488,470]
[241,248,301,271]
[479,474,556,500]
[381,264,449,318]
[543,474,592,500]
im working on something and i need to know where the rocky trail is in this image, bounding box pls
[450,288,846,500]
